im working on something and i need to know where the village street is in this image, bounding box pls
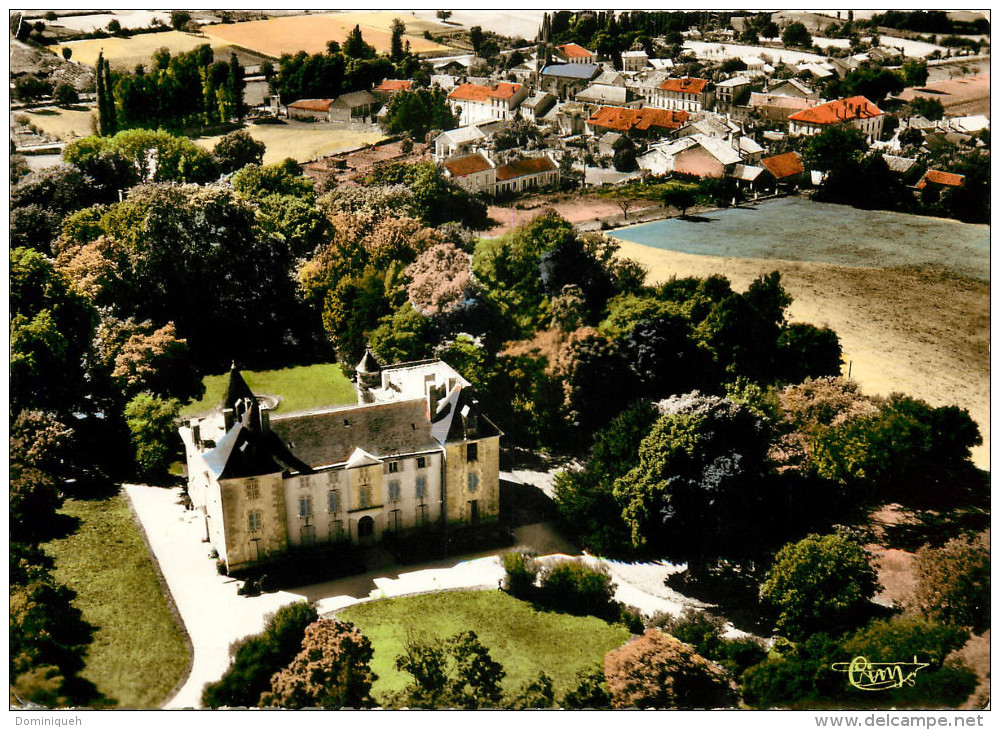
[125,483,712,709]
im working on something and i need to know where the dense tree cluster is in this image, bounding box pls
[382,87,456,139]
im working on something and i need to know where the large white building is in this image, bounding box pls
[447,82,528,126]
[180,354,502,573]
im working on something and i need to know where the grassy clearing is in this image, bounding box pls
[19,107,95,142]
[593,177,697,201]
[196,122,385,164]
[52,31,244,70]
[180,362,357,417]
[40,495,189,708]
[339,590,631,701]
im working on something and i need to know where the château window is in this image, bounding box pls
[387,461,399,474]
[248,510,262,532]
[244,478,260,500]
[328,490,341,514]
[359,484,373,509]
[298,495,312,518]
[415,476,427,500]
[417,456,426,469]
[467,473,479,493]
[466,443,478,462]
[388,480,401,503]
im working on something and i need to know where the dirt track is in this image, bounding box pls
[614,243,991,468]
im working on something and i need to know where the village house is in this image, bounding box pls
[747,92,820,123]
[519,91,557,123]
[554,101,592,136]
[574,83,638,106]
[447,81,528,126]
[494,155,560,196]
[373,78,413,104]
[915,169,965,196]
[760,150,806,190]
[767,77,819,100]
[538,63,601,100]
[621,49,649,72]
[434,125,487,160]
[787,95,884,142]
[287,98,335,121]
[330,91,378,122]
[586,105,690,139]
[714,76,754,110]
[442,152,496,195]
[555,42,596,64]
[639,133,747,177]
[179,355,502,574]
[645,76,714,113]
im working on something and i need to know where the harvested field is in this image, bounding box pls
[201,12,453,59]
[900,74,991,118]
[17,106,95,142]
[52,31,261,71]
[611,201,990,468]
[196,121,384,164]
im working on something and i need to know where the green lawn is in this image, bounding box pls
[40,495,189,708]
[180,362,356,418]
[339,590,631,701]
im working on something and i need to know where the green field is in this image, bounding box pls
[339,590,631,701]
[40,495,189,708]
[181,362,357,417]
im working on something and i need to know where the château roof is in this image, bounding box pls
[788,96,883,125]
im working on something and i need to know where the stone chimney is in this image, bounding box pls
[223,408,235,431]
[258,406,270,433]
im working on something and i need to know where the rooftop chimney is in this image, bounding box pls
[223,408,235,431]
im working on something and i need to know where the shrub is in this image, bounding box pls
[501,551,537,599]
[562,666,611,708]
[537,560,617,622]
[914,533,990,633]
[54,84,79,106]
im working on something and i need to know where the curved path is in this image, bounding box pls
[126,484,716,709]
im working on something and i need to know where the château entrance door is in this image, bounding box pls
[358,515,375,545]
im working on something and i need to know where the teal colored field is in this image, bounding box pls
[339,590,631,702]
[611,198,990,282]
[181,362,356,417]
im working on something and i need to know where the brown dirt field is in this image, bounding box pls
[613,243,991,468]
[486,196,654,237]
[900,74,991,118]
[201,12,452,59]
[871,547,919,609]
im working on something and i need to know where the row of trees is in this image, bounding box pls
[96,44,246,134]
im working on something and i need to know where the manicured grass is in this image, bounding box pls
[339,590,631,701]
[180,362,357,417]
[40,495,189,708]
[195,122,385,164]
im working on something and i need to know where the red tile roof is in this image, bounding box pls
[915,169,965,189]
[376,79,412,92]
[444,153,493,177]
[587,106,690,133]
[448,82,523,102]
[787,95,883,125]
[289,98,333,112]
[496,156,557,182]
[761,151,805,180]
[557,43,594,58]
[659,77,709,94]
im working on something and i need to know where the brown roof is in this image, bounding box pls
[448,82,523,102]
[376,79,413,92]
[659,77,709,94]
[270,399,440,468]
[444,153,493,178]
[587,105,690,133]
[915,169,965,189]
[289,98,333,112]
[761,151,805,180]
[788,95,883,125]
[495,156,557,182]
[557,43,594,58]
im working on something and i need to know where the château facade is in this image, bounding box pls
[179,353,502,573]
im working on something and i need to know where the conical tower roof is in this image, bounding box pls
[357,348,382,374]
[224,362,258,426]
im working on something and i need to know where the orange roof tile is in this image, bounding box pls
[659,77,709,94]
[448,82,523,102]
[496,156,557,182]
[557,43,594,58]
[915,169,965,189]
[587,106,690,133]
[289,98,333,112]
[376,79,412,92]
[444,153,493,177]
[761,151,805,180]
[787,95,883,125]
